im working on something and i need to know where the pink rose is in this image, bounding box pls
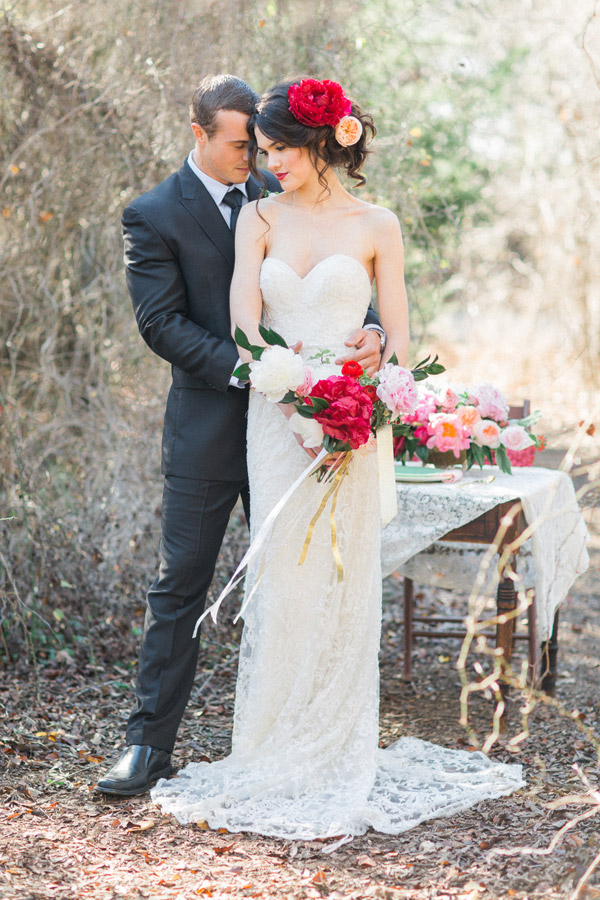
[500,424,535,452]
[471,418,502,449]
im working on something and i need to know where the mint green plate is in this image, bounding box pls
[394,462,460,483]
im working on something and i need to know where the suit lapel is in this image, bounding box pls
[177,162,235,266]
[177,165,272,264]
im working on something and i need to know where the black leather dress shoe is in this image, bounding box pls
[95,745,173,796]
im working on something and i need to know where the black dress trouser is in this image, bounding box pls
[126,474,249,753]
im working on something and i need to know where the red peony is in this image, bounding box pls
[363,384,377,400]
[309,375,373,449]
[288,79,352,128]
[341,360,363,378]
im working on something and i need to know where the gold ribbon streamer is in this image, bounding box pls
[298,451,353,583]
[329,452,352,582]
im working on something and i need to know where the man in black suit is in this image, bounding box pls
[96,75,384,796]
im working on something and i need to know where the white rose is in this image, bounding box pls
[249,345,306,403]
[288,412,324,449]
[500,423,535,451]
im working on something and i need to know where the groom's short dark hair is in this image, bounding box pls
[190,75,258,138]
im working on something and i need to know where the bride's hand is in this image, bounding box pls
[336,328,381,376]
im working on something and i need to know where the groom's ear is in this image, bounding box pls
[191,121,207,145]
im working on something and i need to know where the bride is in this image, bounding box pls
[151,79,523,839]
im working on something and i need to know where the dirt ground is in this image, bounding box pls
[1,451,599,900]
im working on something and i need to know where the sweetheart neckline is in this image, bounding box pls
[262,253,371,285]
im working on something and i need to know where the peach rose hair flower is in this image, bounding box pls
[334,115,363,147]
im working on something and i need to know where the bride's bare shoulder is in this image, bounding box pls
[237,194,283,235]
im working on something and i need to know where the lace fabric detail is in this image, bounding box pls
[151,255,523,839]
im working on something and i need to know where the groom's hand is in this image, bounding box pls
[336,329,381,376]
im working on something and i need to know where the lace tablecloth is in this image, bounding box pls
[381,466,590,641]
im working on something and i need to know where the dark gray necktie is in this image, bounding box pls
[222,188,244,234]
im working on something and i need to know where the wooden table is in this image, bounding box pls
[402,498,559,693]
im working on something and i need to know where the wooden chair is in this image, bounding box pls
[401,401,560,694]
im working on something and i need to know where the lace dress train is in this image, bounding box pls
[151,255,524,838]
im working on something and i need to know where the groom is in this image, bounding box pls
[96,74,384,796]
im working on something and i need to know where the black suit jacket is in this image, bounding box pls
[123,159,380,481]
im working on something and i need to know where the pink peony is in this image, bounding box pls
[470,383,509,422]
[425,413,471,458]
[471,418,502,449]
[376,364,419,419]
[414,425,430,445]
[403,389,437,424]
[500,423,535,452]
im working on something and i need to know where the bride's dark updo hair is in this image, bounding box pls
[249,80,375,190]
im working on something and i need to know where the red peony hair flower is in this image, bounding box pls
[341,360,363,378]
[288,79,352,128]
[310,375,373,449]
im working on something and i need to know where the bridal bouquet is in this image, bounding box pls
[233,325,445,468]
[392,382,544,474]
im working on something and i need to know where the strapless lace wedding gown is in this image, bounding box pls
[151,255,524,839]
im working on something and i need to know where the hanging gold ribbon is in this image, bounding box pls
[298,451,353,582]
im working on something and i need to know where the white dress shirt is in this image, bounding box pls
[187,150,248,226]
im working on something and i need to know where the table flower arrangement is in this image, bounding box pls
[392,382,544,474]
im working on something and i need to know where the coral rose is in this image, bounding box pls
[456,405,481,432]
[471,418,502,449]
[310,375,373,449]
[334,115,363,146]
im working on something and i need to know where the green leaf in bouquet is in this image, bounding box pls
[323,434,350,453]
[415,444,429,462]
[495,445,512,475]
[258,324,289,348]
[295,404,317,419]
[483,446,495,466]
[309,397,330,413]
[387,352,399,366]
[412,370,428,382]
[279,390,297,404]
[234,325,264,358]
[232,363,251,382]
[469,443,486,468]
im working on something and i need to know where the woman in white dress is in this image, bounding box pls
[151,79,523,840]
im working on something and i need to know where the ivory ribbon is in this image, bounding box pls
[377,424,398,526]
[192,447,329,636]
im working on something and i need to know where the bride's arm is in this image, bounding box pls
[230,202,268,362]
[372,210,410,366]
